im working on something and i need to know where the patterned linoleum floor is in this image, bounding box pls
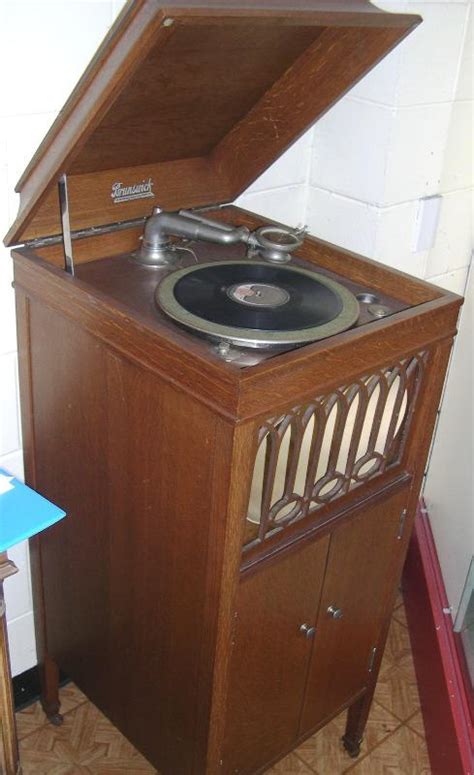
[16,593,431,774]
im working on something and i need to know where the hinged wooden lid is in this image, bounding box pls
[5,0,420,246]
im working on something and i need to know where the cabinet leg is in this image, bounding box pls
[39,656,63,726]
[342,693,371,758]
[28,536,62,726]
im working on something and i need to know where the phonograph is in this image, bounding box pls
[4,2,462,774]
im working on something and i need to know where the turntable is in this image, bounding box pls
[4,3,462,775]
[141,208,361,349]
[156,259,360,348]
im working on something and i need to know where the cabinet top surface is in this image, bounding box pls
[4,0,420,246]
[12,205,461,421]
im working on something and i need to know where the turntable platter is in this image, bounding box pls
[155,261,359,348]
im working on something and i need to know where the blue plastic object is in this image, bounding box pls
[0,469,66,552]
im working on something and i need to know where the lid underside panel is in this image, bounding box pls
[69,23,324,174]
[4,2,420,246]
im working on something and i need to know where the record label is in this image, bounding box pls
[227,283,290,308]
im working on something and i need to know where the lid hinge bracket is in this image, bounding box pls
[58,173,74,276]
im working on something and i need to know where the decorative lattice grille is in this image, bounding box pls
[246,352,427,544]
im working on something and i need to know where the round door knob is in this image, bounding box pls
[300,623,316,639]
[327,605,343,619]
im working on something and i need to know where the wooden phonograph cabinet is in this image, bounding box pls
[4,2,463,773]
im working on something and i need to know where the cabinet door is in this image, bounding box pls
[300,488,407,735]
[222,536,330,774]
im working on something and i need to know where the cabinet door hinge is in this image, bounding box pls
[397,508,407,540]
[368,646,377,673]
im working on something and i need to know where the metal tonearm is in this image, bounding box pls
[135,207,251,266]
[135,207,306,266]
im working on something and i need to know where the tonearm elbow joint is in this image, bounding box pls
[135,207,251,266]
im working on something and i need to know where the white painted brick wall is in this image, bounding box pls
[0,0,472,674]
[306,1,472,291]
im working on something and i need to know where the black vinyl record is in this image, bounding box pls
[173,263,342,331]
[156,261,360,348]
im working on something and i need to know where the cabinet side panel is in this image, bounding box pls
[27,300,219,774]
[28,301,110,697]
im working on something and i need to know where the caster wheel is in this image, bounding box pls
[342,734,362,758]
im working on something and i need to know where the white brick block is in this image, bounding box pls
[0,352,20,456]
[305,187,379,258]
[0,247,17,356]
[455,7,473,101]
[425,189,473,277]
[4,113,58,204]
[0,122,9,225]
[236,185,307,228]
[0,122,6,160]
[348,0,437,107]
[243,131,313,195]
[311,98,393,204]
[349,47,401,106]
[0,449,24,481]
[0,2,112,117]
[394,3,469,105]
[5,612,37,677]
[0,168,10,239]
[440,100,474,193]
[311,96,453,209]
[427,266,470,295]
[374,200,428,277]
[384,103,452,204]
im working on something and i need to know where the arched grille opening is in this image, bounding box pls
[246,352,426,546]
